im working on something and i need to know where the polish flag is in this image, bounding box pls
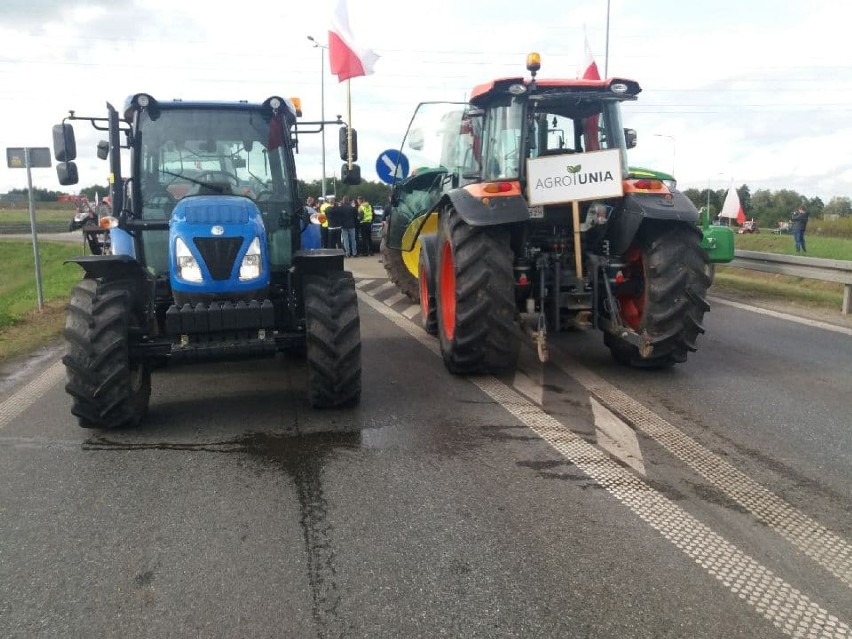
[720,183,747,224]
[578,33,601,80]
[578,33,601,150]
[329,0,379,82]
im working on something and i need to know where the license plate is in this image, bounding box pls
[529,206,544,219]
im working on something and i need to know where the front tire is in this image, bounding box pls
[303,272,361,408]
[63,278,150,429]
[418,234,438,335]
[605,225,711,368]
[380,234,419,304]
[435,206,519,374]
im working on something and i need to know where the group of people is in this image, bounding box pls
[304,195,374,257]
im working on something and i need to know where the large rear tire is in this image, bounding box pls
[435,206,519,374]
[605,225,711,368]
[63,278,151,429]
[303,272,361,408]
[380,234,419,303]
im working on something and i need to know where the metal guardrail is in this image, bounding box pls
[728,250,852,315]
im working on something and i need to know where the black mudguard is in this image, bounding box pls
[65,254,147,282]
[606,190,700,255]
[293,248,345,275]
[446,190,530,227]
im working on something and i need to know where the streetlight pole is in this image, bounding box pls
[307,35,328,198]
[653,134,676,177]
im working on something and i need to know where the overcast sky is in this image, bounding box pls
[1,0,850,202]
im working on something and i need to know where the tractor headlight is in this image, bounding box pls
[239,237,263,281]
[175,237,202,282]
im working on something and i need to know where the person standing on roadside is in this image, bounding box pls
[325,195,343,251]
[318,197,331,248]
[336,195,359,257]
[356,196,374,256]
[791,204,809,253]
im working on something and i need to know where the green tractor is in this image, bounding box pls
[383,54,735,371]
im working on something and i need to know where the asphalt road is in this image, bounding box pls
[1,256,850,638]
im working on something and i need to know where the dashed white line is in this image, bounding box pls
[383,292,408,307]
[400,305,420,320]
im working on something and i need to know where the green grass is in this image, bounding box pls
[0,240,84,362]
[0,205,75,225]
[734,232,852,259]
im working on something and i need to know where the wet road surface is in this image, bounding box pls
[1,260,850,638]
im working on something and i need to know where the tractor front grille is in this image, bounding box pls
[194,237,243,280]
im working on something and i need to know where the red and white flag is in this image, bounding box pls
[329,0,379,82]
[578,33,601,80]
[720,183,747,224]
[578,33,601,150]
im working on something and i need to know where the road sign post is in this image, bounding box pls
[6,146,52,310]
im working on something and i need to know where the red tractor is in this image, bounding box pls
[383,53,734,371]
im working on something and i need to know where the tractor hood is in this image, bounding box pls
[169,195,270,299]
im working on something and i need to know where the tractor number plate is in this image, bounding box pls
[529,206,544,219]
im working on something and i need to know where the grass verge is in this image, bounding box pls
[0,240,83,364]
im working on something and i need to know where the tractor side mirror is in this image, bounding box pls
[96,140,109,160]
[56,161,79,186]
[339,126,358,162]
[52,123,77,162]
[341,163,361,185]
[624,128,637,149]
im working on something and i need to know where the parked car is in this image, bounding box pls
[371,206,385,251]
[737,220,760,234]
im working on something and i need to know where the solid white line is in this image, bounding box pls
[710,296,852,336]
[512,369,544,406]
[0,360,65,429]
[355,279,375,289]
[357,289,851,636]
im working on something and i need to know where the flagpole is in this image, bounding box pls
[346,79,353,170]
[604,0,610,77]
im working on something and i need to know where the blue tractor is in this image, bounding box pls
[52,94,362,428]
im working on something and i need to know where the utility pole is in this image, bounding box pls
[308,36,329,198]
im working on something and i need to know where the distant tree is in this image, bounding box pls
[736,184,751,212]
[823,196,851,218]
[8,187,62,201]
[79,184,109,201]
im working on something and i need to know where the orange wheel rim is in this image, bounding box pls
[419,264,430,320]
[617,246,645,330]
[440,240,456,340]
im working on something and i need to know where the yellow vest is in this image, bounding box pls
[319,202,331,228]
[358,202,373,223]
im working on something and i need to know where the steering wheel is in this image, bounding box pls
[195,171,239,187]
[255,190,274,202]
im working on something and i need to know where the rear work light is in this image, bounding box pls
[633,179,663,190]
[483,182,514,194]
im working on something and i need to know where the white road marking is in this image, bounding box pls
[0,361,65,430]
[369,281,397,296]
[552,353,852,590]
[400,305,420,320]
[383,292,407,307]
[355,278,375,289]
[590,397,646,476]
[358,289,852,636]
[710,296,852,336]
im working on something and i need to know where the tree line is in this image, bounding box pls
[681,185,852,227]
[7,183,850,225]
